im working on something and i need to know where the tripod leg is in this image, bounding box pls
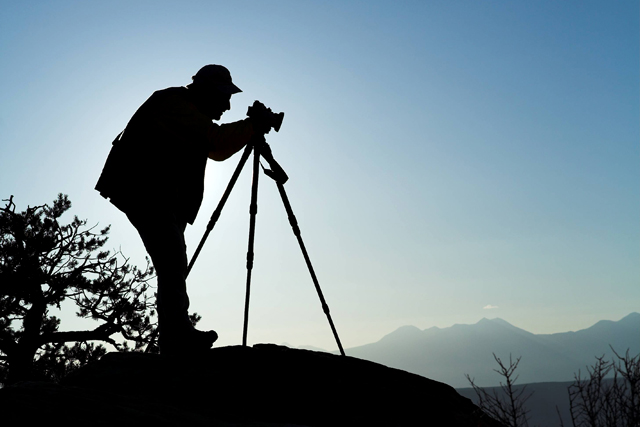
[242,141,262,347]
[275,182,346,356]
[187,143,253,276]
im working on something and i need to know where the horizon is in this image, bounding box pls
[287,311,640,353]
[1,1,638,351]
[328,311,640,352]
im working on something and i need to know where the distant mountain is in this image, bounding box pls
[344,313,640,388]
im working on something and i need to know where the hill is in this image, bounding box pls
[0,344,503,426]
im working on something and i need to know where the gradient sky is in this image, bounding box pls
[1,1,638,351]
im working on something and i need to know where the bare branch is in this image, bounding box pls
[466,353,532,427]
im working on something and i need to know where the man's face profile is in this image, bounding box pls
[189,85,231,121]
[203,90,231,121]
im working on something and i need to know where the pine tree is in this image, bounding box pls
[0,194,157,385]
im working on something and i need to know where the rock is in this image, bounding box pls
[0,344,503,426]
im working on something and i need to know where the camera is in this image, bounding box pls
[246,101,284,133]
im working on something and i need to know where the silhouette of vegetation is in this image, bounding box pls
[564,348,640,427]
[0,194,158,385]
[466,349,640,427]
[465,353,533,427]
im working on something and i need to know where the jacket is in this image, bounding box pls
[95,86,253,224]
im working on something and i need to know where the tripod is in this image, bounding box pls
[187,133,346,356]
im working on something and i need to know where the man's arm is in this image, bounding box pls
[207,118,256,161]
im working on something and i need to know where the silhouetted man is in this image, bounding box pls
[95,65,259,355]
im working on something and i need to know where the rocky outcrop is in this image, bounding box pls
[0,344,502,426]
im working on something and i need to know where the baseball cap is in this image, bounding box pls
[192,64,242,94]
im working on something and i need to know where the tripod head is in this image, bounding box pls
[245,101,288,184]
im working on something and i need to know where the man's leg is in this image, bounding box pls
[126,209,216,353]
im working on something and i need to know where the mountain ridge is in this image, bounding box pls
[341,313,639,388]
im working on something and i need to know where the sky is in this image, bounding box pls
[1,1,638,352]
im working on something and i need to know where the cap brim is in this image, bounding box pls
[217,83,242,94]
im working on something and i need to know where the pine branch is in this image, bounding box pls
[40,324,118,347]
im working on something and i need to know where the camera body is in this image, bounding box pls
[246,101,284,134]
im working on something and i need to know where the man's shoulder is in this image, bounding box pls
[140,86,195,116]
[150,86,189,102]
[154,86,188,95]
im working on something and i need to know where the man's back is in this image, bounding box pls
[96,86,220,223]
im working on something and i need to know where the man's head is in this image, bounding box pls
[188,65,241,120]
[192,65,242,94]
